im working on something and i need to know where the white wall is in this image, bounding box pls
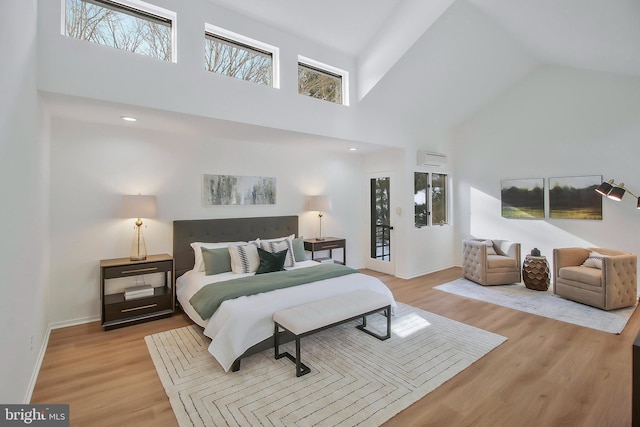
[35,0,461,287]
[36,0,409,149]
[0,0,50,403]
[453,65,640,277]
[404,137,457,278]
[38,0,428,326]
[361,144,458,280]
[48,118,365,324]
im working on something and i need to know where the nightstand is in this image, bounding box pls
[100,254,175,330]
[303,237,346,265]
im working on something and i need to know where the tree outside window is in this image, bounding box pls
[298,63,342,104]
[431,173,448,225]
[65,0,173,61]
[204,34,272,86]
[414,172,448,227]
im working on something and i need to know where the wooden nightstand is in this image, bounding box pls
[303,237,346,265]
[100,254,175,330]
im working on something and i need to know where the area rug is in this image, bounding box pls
[435,278,637,334]
[145,302,506,427]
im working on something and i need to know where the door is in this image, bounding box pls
[365,173,395,274]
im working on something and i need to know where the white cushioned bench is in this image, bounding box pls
[273,290,392,377]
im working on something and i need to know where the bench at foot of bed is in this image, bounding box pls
[272,290,392,377]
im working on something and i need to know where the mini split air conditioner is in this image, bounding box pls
[417,151,447,167]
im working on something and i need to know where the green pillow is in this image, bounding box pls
[256,247,287,274]
[292,236,307,262]
[201,247,232,275]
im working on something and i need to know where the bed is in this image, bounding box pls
[173,216,397,372]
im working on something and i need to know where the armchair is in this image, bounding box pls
[553,247,637,310]
[462,239,521,286]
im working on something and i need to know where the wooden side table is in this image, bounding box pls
[100,254,175,330]
[522,255,550,291]
[303,237,346,265]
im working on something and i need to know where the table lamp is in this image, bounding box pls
[307,195,332,240]
[121,194,157,260]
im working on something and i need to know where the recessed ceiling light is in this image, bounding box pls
[121,116,138,122]
[349,147,358,151]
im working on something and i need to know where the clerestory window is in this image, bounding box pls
[205,24,279,88]
[64,0,176,62]
[298,56,348,105]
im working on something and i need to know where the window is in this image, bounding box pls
[431,173,448,225]
[205,24,279,88]
[298,56,349,105]
[64,0,176,62]
[414,172,428,227]
[414,172,449,227]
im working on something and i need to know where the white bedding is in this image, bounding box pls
[176,261,397,371]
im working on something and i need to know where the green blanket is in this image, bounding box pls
[189,263,358,320]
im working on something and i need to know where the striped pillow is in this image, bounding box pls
[261,238,295,268]
[228,243,260,274]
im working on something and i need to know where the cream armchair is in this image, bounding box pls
[553,247,637,310]
[462,239,521,286]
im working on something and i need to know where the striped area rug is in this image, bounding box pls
[145,303,506,427]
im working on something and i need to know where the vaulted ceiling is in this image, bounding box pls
[210,0,640,76]
[208,0,640,128]
[45,0,640,151]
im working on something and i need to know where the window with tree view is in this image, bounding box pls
[205,32,273,86]
[298,63,343,105]
[65,0,174,61]
[414,172,448,227]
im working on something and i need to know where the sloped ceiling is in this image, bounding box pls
[203,0,404,57]
[208,0,640,129]
[359,0,540,130]
[45,0,640,151]
[467,0,640,77]
[209,0,640,77]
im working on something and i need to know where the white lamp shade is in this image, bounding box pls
[308,195,332,212]
[121,195,157,219]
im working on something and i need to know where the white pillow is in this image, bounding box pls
[228,243,261,274]
[261,238,295,268]
[260,234,295,243]
[190,241,246,272]
[483,240,497,255]
[582,251,605,269]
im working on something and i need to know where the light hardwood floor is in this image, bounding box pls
[31,267,640,426]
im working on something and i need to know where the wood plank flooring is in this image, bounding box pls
[31,267,640,426]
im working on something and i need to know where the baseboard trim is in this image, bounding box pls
[397,264,459,280]
[49,315,100,330]
[24,324,51,404]
[25,315,100,403]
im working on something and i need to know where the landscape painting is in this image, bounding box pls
[548,175,602,220]
[202,174,276,206]
[501,178,545,219]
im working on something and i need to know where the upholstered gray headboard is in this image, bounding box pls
[173,216,299,278]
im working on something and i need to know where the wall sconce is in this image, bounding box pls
[595,179,640,208]
[121,194,157,260]
[307,195,332,240]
